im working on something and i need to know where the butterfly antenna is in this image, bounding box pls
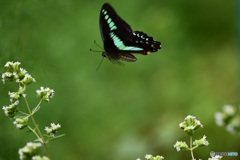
[96,56,105,71]
[90,48,102,52]
[90,40,104,52]
[94,40,104,49]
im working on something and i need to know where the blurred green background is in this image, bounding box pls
[0,0,239,159]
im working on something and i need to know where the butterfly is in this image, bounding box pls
[97,3,161,65]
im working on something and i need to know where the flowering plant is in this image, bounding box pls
[2,61,64,160]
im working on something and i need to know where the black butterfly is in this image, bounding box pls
[98,3,161,64]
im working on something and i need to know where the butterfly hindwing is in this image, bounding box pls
[131,31,161,54]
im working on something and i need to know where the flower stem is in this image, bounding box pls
[23,95,51,158]
[190,136,195,160]
[28,126,42,140]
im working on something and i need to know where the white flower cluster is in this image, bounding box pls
[36,87,54,102]
[2,61,35,85]
[179,115,203,136]
[137,154,164,160]
[18,142,42,160]
[215,104,240,134]
[45,122,61,137]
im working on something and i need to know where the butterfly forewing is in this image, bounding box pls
[100,3,132,42]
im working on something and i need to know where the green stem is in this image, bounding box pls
[190,136,195,160]
[23,95,51,158]
[28,126,42,140]
[19,110,28,116]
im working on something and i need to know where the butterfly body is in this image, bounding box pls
[99,3,161,63]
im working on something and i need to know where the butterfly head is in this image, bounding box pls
[102,52,107,58]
